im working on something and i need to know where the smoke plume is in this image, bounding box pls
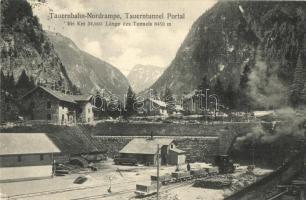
[247,48,288,109]
[234,107,306,149]
[234,46,305,149]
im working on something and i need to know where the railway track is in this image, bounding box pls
[71,179,195,200]
[70,189,136,200]
[6,180,138,200]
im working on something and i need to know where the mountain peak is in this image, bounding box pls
[127,64,164,93]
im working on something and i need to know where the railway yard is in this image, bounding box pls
[1,159,273,200]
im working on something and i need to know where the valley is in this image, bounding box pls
[1,0,306,199]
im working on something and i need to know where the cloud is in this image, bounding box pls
[82,38,103,59]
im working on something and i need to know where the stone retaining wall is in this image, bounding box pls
[95,136,220,163]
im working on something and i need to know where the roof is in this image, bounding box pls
[148,98,167,108]
[72,95,93,102]
[170,148,185,154]
[0,133,61,155]
[22,86,92,104]
[119,138,174,154]
[183,90,197,100]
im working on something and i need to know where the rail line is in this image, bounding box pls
[69,180,194,200]
[6,180,138,200]
[70,189,136,200]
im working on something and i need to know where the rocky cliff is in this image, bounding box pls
[0,0,73,89]
[151,1,306,108]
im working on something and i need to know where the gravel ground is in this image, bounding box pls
[0,160,272,200]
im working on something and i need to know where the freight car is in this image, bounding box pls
[190,168,209,178]
[150,168,212,185]
[139,167,219,197]
[150,171,191,185]
[135,183,161,197]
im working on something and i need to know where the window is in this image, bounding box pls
[88,108,91,113]
[171,144,174,149]
[47,101,51,109]
[6,105,10,111]
[47,114,51,120]
[17,155,21,162]
[40,155,44,161]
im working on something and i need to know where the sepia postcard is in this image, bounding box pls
[0,0,305,199]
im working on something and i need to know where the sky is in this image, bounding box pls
[31,0,217,75]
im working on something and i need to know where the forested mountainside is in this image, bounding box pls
[151,1,306,109]
[127,64,164,93]
[47,32,130,97]
[0,0,130,98]
[0,0,73,91]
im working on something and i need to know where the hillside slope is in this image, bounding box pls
[0,0,73,89]
[151,1,306,108]
[48,32,130,97]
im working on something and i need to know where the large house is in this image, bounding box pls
[143,98,183,116]
[21,86,94,124]
[0,133,60,182]
[143,98,168,116]
[119,138,186,166]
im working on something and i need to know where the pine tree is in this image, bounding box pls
[225,82,237,109]
[0,70,6,91]
[7,72,15,93]
[15,70,36,96]
[239,64,252,110]
[300,83,306,104]
[290,52,306,107]
[213,78,224,101]
[164,87,176,114]
[124,86,136,118]
[239,65,251,90]
[16,69,30,89]
[198,76,210,91]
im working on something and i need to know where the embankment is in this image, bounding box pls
[0,122,260,162]
[94,136,220,162]
[225,152,305,200]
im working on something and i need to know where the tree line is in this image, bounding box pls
[196,65,252,111]
[1,69,36,97]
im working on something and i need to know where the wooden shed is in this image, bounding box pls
[0,133,60,182]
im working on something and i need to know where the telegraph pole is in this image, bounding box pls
[156,144,160,200]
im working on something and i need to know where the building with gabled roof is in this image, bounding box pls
[21,86,94,124]
[142,98,184,116]
[0,133,60,182]
[143,98,167,116]
[119,137,185,165]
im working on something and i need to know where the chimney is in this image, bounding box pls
[150,132,154,140]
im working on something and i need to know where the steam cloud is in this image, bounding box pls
[235,48,305,148]
[234,107,306,149]
[248,49,288,109]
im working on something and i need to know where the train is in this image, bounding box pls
[135,167,218,197]
[135,155,236,197]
